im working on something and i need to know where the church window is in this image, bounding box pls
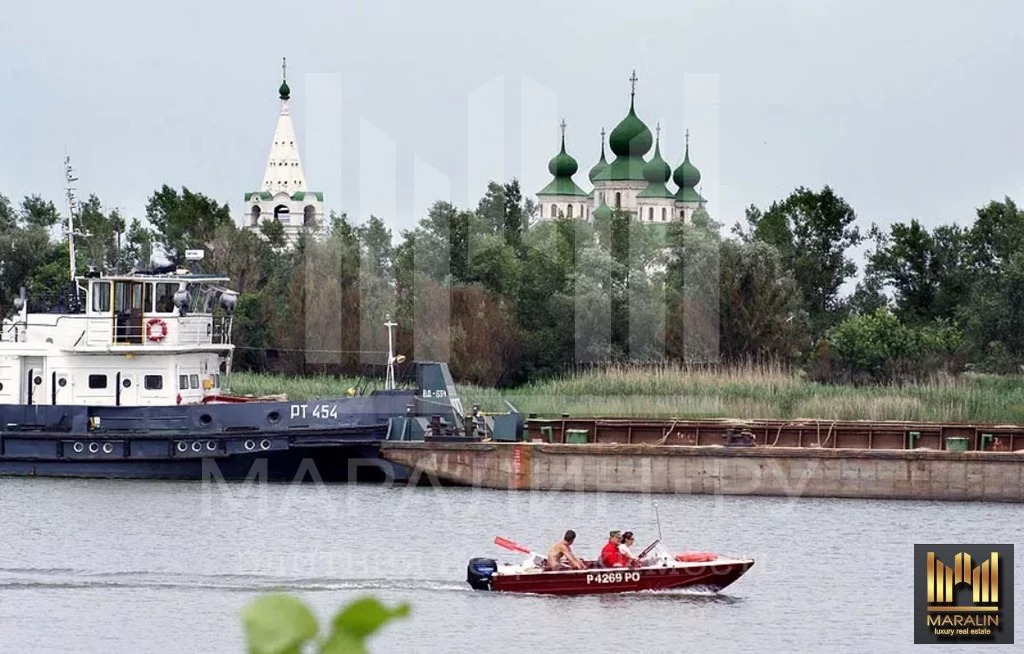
[303,205,317,227]
[615,192,621,208]
[567,204,573,218]
[551,204,557,218]
[648,207,653,221]
[250,205,261,227]
[662,208,666,221]
[539,204,543,218]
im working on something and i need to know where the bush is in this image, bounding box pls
[825,309,963,382]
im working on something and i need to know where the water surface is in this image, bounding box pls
[0,479,1020,653]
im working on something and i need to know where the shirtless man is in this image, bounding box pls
[547,530,586,570]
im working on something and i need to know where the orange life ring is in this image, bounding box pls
[146,318,168,342]
[675,552,718,562]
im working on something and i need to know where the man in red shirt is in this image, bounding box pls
[599,530,627,568]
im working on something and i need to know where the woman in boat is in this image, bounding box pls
[619,531,639,565]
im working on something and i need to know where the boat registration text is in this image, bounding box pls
[586,571,641,584]
[290,403,340,419]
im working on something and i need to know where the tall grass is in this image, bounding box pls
[231,362,1024,424]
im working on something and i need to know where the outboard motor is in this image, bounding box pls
[466,557,497,591]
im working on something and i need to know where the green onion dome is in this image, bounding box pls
[643,139,671,184]
[673,144,701,190]
[589,133,609,183]
[592,199,613,222]
[549,135,579,178]
[608,99,653,158]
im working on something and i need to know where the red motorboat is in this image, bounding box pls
[467,539,753,596]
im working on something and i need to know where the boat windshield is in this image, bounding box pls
[638,540,673,566]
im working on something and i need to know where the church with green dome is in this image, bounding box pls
[536,71,706,226]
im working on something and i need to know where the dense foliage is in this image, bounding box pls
[3,180,1024,385]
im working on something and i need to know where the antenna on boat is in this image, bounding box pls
[653,500,663,542]
[384,315,398,390]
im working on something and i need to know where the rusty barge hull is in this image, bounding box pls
[380,442,1024,502]
[523,417,1024,452]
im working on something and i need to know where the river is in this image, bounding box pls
[0,478,1020,653]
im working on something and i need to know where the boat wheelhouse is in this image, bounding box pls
[0,267,237,407]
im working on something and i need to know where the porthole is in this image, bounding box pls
[58,378,67,388]
[122,379,132,388]
[267,411,281,424]
[88,442,99,453]
[191,441,202,452]
[176,441,188,452]
[259,439,271,451]
[102,442,113,454]
[199,414,212,426]
[33,376,42,385]
[0,382,4,391]
[206,441,217,451]
[73,442,84,453]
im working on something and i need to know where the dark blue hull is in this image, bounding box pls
[0,444,409,481]
[0,362,465,481]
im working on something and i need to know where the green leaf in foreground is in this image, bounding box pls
[323,596,411,653]
[242,594,319,654]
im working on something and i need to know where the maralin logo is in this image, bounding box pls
[915,544,1014,644]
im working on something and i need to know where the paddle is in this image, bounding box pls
[494,536,534,555]
[494,537,546,566]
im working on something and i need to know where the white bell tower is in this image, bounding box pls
[243,57,325,244]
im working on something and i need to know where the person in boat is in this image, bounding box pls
[156,289,175,313]
[600,530,628,568]
[547,530,586,570]
[618,531,640,565]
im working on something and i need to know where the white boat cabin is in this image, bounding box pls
[0,271,237,407]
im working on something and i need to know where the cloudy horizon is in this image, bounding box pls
[3,0,1023,246]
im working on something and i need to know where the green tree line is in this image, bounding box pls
[3,181,1023,385]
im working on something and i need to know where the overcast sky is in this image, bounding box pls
[3,0,1024,244]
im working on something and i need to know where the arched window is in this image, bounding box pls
[648,207,653,221]
[567,204,574,218]
[273,204,290,223]
[551,204,557,218]
[662,208,667,221]
[303,205,317,227]
[615,192,621,208]
[250,205,261,227]
[539,204,544,218]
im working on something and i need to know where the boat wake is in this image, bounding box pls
[0,567,465,594]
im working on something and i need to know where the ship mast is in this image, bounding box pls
[64,155,79,282]
[63,156,85,312]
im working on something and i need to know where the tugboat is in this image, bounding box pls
[0,161,470,480]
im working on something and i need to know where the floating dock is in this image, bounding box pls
[379,417,1024,502]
